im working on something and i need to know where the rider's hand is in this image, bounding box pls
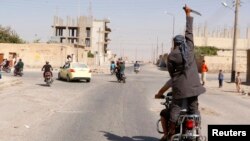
[183,4,191,16]
[155,94,164,99]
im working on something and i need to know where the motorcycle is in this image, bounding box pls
[2,66,11,73]
[14,67,23,77]
[156,92,205,141]
[44,72,53,86]
[118,73,126,83]
[110,68,115,75]
[115,71,126,83]
[134,66,140,74]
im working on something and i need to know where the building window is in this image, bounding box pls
[86,27,91,38]
[85,38,91,47]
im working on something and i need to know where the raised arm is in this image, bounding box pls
[183,5,194,51]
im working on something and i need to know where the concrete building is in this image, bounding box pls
[91,19,111,65]
[51,16,112,65]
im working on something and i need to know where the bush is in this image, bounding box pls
[194,46,219,56]
[87,51,94,58]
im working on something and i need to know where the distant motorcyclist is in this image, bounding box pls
[115,61,121,80]
[42,61,53,81]
[15,59,24,72]
[134,61,140,72]
[1,59,10,69]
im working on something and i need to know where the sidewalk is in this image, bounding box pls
[156,64,250,96]
[204,78,250,97]
[0,73,22,89]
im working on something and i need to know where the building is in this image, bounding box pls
[91,19,111,65]
[51,16,112,65]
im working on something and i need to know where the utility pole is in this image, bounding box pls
[153,46,155,64]
[231,0,240,82]
[76,0,81,62]
[135,47,137,61]
[98,28,101,66]
[156,37,159,62]
[161,42,164,55]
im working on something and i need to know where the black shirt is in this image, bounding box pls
[42,64,52,72]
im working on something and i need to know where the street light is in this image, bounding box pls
[222,0,240,82]
[164,11,175,38]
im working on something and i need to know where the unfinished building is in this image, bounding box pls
[51,16,111,65]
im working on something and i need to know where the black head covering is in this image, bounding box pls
[173,35,189,69]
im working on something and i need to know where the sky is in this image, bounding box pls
[0,0,250,61]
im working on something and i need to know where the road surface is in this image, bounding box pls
[0,64,249,141]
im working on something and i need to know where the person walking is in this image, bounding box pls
[235,72,242,93]
[218,70,224,88]
[200,60,208,86]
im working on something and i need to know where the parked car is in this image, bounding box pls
[58,62,91,82]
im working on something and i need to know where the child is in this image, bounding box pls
[218,70,224,88]
[235,72,242,93]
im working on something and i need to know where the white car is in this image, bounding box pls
[58,62,92,82]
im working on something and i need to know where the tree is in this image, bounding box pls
[0,25,24,43]
[87,51,94,58]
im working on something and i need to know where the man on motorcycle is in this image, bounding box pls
[134,61,140,71]
[15,59,24,72]
[166,5,206,140]
[120,61,125,77]
[42,61,53,81]
[1,59,10,69]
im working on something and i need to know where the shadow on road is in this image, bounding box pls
[36,84,49,87]
[56,79,89,83]
[222,90,238,93]
[108,81,119,83]
[100,131,159,141]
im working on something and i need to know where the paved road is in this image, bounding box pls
[1,65,250,141]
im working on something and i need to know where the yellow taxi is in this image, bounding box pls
[58,62,92,82]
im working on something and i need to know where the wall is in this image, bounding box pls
[196,50,247,73]
[0,43,90,68]
[194,37,249,50]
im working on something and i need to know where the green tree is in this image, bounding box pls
[194,46,219,56]
[0,25,24,43]
[87,51,94,58]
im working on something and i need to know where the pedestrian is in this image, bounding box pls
[235,72,242,93]
[67,55,72,63]
[200,60,208,86]
[218,70,224,88]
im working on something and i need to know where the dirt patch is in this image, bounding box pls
[200,107,220,116]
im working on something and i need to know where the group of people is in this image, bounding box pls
[110,60,126,81]
[202,59,242,93]
[0,58,24,74]
[0,57,53,81]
